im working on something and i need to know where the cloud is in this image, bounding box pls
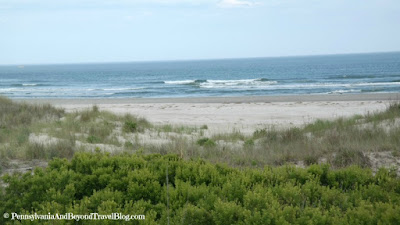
[217,0,258,8]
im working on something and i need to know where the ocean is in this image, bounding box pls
[1,52,400,99]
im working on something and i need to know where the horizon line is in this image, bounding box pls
[1,50,400,67]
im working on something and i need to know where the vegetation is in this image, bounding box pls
[124,121,138,133]
[1,96,400,224]
[197,138,216,147]
[1,153,400,224]
[0,97,66,162]
[0,96,64,128]
[1,97,400,170]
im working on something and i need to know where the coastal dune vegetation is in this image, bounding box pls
[1,96,399,172]
[1,153,400,224]
[0,96,400,224]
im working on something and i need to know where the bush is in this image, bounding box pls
[244,139,254,147]
[200,125,208,130]
[123,121,138,133]
[25,139,75,160]
[87,135,101,143]
[253,128,278,142]
[1,153,399,224]
[304,155,319,166]
[333,149,371,168]
[124,141,134,149]
[47,139,75,159]
[197,138,216,147]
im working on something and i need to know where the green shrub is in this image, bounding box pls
[253,128,279,142]
[25,143,46,159]
[92,105,99,113]
[197,138,216,147]
[24,139,75,160]
[282,127,303,142]
[47,139,75,159]
[180,204,213,225]
[88,121,113,139]
[123,121,138,133]
[200,125,208,130]
[333,149,371,168]
[124,141,134,149]
[244,139,254,147]
[304,155,319,166]
[87,135,101,143]
[1,153,400,225]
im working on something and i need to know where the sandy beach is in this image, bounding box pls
[20,93,399,134]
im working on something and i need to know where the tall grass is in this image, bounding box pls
[1,96,400,171]
[0,96,64,128]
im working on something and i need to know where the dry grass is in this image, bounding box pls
[1,96,400,173]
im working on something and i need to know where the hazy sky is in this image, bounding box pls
[1,0,400,65]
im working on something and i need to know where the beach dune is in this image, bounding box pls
[23,93,399,134]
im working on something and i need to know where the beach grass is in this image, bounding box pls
[0,96,400,174]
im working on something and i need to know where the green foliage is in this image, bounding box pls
[197,138,216,147]
[304,154,319,166]
[244,139,255,147]
[304,119,336,133]
[160,124,173,132]
[2,96,400,171]
[200,124,208,130]
[333,149,371,168]
[87,135,101,143]
[212,131,245,142]
[1,153,400,224]
[123,121,138,133]
[25,139,75,160]
[0,96,64,129]
[365,101,400,123]
[156,124,198,134]
[281,127,303,142]
[124,141,134,148]
[122,114,150,133]
[253,128,278,142]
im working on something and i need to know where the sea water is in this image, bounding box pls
[1,52,400,98]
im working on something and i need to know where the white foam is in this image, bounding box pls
[266,82,400,90]
[353,82,400,86]
[329,89,361,94]
[102,87,144,91]
[200,79,277,88]
[164,78,278,89]
[164,80,196,85]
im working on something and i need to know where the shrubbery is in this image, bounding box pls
[1,153,400,224]
[196,138,216,147]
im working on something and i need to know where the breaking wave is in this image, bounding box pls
[164,78,277,88]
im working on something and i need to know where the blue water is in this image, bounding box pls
[1,52,400,98]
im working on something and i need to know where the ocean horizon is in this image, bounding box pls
[1,52,400,99]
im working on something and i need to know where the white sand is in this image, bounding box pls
[22,93,399,134]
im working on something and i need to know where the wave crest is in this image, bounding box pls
[164,78,277,88]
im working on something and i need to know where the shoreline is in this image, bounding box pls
[13,93,400,104]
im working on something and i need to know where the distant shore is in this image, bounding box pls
[16,93,399,134]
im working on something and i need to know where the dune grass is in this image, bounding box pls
[0,96,399,173]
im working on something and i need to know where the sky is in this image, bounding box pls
[0,0,400,65]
